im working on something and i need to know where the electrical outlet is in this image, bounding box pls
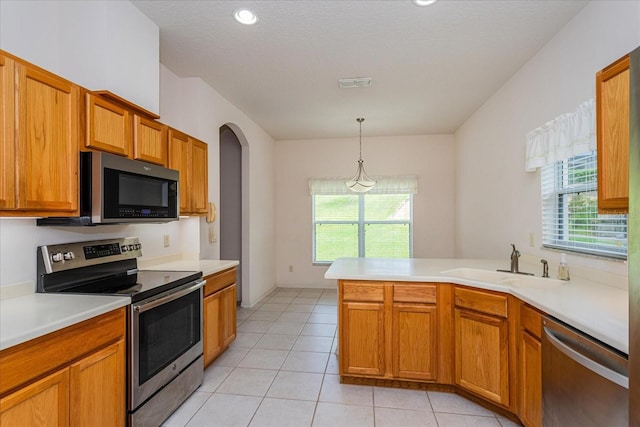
[529,232,535,247]
[288,265,293,273]
[163,234,170,247]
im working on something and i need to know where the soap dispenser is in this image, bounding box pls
[558,253,570,281]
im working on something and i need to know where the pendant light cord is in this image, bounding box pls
[357,117,364,160]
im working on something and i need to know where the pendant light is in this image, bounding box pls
[346,117,376,192]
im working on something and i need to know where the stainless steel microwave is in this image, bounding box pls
[38,152,179,226]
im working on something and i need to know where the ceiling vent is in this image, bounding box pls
[338,77,372,89]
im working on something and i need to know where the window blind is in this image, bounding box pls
[541,150,627,259]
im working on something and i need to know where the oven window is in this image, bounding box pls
[138,289,201,384]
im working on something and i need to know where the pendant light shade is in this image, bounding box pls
[346,118,376,192]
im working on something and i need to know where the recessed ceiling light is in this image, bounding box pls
[413,0,438,6]
[234,8,258,25]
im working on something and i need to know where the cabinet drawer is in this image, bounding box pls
[204,268,237,297]
[342,281,384,302]
[520,304,542,339]
[454,287,507,318]
[393,283,437,304]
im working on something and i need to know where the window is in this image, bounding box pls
[312,193,413,263]
[541,150,627,259]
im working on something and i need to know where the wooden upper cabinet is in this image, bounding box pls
[168,129,191,213]
[86,94,132,157]
[596,54,630,213]
[133,115,167,166]
[0,54,15,210]
[190,137,208,214]
[15,61,79,214]
[168,128,208,215]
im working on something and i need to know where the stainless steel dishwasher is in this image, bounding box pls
[542,316,628,426]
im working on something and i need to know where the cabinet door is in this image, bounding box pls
[220,284,237,348]
[133,115,167,166]
[190,137,208,214]
[455,308,509,406]
[168,129,191,214]
[0,368,70,427]
[0,54,15,210]
[392,303,437,381]
[597,54,629,212]
[15,62,79,213]
[340,302,385,376]
[203,292,222,366]
[69,340,125,427]
[86,94,132,157]
[519,331,542,427]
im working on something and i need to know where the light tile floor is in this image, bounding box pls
[163,288,521,427]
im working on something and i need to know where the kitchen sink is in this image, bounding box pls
[441,268,566,288]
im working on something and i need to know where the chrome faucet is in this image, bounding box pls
[541,259,549,278]
[497,244,534,275]
[509,243,520,273]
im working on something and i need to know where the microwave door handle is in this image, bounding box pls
[133,280,205,313]
[543,326,629,389]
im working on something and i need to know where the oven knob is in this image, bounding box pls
[63,252,75,260]
[51,253,64,262]
[135,243,141,250]
[121,246,128,252]
[129,244,135,251]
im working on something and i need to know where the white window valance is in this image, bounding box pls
[525,99,596,172]
[308,175,418,195]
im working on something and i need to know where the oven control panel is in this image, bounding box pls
[38,237,142,273]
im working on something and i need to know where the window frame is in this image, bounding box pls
[541,150,627,260]
[312,193,413,265]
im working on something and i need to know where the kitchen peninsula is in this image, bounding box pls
[325,257,628,425]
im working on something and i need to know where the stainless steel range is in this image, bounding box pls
[37,237,205,427]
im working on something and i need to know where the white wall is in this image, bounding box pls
[454,0,640,278]
[158,65,277,307]
[0,1,278,308]
[0,0,159,114]
[275,135,455,288]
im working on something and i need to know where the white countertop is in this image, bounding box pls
[325,257,629,354]
[0,293,130,351]
[141,259,239,277]
[0,258,237,352]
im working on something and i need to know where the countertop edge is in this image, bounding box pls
[0,295,130,351]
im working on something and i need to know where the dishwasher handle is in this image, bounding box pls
[543,326,629,389]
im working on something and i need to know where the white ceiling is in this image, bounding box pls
[132,0,588,140]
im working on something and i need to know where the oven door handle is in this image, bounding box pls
[133,280,205,313]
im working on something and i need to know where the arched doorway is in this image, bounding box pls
[219,125,243,302]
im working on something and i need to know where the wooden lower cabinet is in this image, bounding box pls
[454,286,511,407]
[392,303,437,381]
[454,307,509,406]
[203,268,237,367]
[341,301,385,376]
[339,281,445,382]
[69,340,125,427]
[338,280,547,425]
[0,369,70,427]
[0,308,126,427]
[518,303,543,427]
